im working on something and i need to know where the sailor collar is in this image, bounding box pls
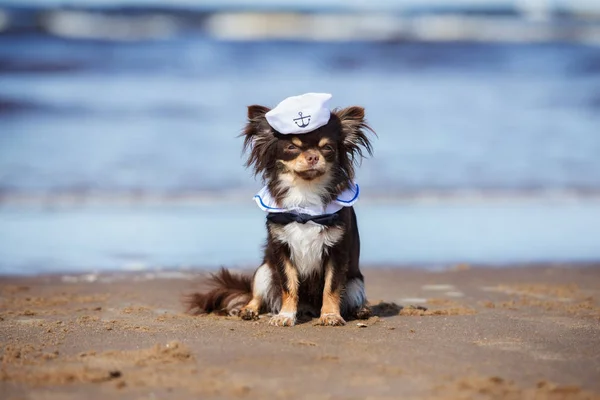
[253,183,359,226]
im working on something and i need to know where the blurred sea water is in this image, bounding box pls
[1,34,600,274]
[1,37,600,194]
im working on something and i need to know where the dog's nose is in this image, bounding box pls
[305,153,320,166]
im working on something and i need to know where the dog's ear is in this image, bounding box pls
[335,106,375,165]
[241,105,277,176]
[244,105,271,140]
[247,105,270,122]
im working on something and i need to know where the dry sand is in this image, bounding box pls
[1,265,600,399]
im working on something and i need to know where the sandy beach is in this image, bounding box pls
[1,264,599,399]
[3,1,600,399]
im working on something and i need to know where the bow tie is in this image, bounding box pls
[267,212,340,227]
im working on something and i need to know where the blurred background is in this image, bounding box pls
[1,0,600,275]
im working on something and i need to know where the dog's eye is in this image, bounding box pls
[286,144,297,151]
[322,145,334,152]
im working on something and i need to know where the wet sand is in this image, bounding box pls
[1,265,600,399]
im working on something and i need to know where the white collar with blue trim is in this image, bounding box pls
[253,182,360,216]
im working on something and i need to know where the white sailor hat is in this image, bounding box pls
[265,93,332,135]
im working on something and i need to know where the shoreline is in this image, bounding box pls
[1,264,599,399]
[4,188,600,207]
[2,260,600,278]
[3,200,600,274]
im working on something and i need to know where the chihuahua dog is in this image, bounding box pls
[187,93,375,326]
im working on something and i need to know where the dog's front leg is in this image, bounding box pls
[317,260,346,326]
[269,258,299,327]
[240,263,271,320]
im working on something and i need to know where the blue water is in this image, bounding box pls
[1,38,600,194]
[1,200,600,275]
[1,35,600,274]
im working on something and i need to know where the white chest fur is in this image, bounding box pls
[272,222,344,277]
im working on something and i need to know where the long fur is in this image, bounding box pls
[186,268,252,316]
[241,105,278,179]
[186,101,375,325]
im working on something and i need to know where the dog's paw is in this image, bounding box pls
[240,307,259,321]
[355,305,372,320]
[317,313,346,326]
[228,307,241,317]
[269,313,296,327]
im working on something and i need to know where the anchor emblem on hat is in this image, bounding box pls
[292,111,311,128]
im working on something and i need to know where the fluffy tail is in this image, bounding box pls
[185,268,252,316]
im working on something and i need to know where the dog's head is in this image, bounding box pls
[242,104,374,204]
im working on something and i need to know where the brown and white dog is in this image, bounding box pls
[186,93,375,326]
